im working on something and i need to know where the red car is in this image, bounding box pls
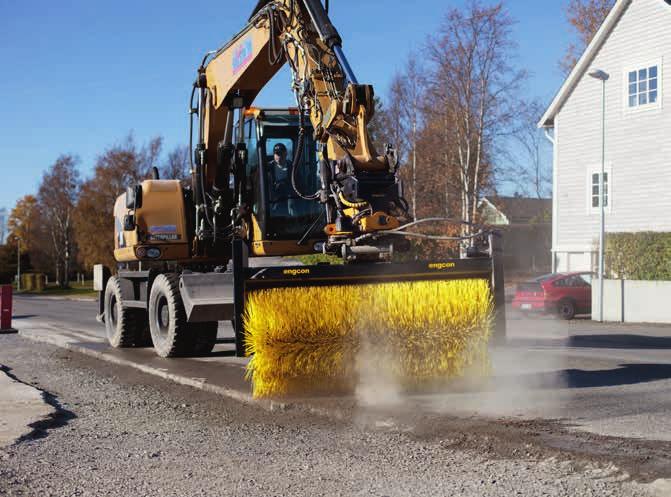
[512,272,593,320]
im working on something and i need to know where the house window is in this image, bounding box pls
[627,64,659,108]
[591,172,608,208]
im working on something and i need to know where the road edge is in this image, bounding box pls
[0,366,57,447]
[16,328,340,419]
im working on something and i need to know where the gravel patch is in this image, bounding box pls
[0,335,654,497]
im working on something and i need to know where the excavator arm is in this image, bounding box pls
[192,0,405,260]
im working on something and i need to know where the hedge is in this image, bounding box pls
[606,232,671,281]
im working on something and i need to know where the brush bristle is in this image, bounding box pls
[244,279,494,398]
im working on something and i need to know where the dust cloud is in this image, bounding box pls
[455,343,570,418]
[353,332,571,421]
[354,338,403,409]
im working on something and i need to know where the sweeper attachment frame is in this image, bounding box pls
[181,234,506,397]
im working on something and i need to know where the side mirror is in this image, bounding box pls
[125,185,143,209]
[123,214,136,231]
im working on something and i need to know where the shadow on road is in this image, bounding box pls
[567,334,671,349]
[511,363,671,389]
[201,350,238,358]
[12,315,38,320]
[509,334,671,350]
[1,365,77,443]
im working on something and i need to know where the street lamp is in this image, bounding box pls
[589,68,609,322]
[16,238,21,292]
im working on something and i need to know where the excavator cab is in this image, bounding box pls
[242,108,324,256]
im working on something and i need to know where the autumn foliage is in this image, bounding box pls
[6,134,187,287]
[561,0,615,74]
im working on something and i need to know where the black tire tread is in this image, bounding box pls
[149,273,195,357]
[105,277,146,348]
[558,298,576,320]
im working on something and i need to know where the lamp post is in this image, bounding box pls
[588,69,609,322]
[16,238,21,292]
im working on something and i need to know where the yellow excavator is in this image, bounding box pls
[94,0,505,397]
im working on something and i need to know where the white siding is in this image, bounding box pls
[554,0,671,269]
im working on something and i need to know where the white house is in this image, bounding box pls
[539,0,671,272]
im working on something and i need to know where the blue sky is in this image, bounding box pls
[0,0,572,212]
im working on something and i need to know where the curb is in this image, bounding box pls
[18,330,256,404]
[15,295,96,302]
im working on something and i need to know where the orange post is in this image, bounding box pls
[0,285,17,333]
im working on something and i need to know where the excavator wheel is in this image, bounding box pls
[191,322,218,356]
[104,276,147,348]
[148,273,195,357]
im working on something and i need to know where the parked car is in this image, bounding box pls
[512,272,592,320]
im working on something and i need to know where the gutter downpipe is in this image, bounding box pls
[543,126,558,273]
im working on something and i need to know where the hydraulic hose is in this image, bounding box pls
[290,110,320,200]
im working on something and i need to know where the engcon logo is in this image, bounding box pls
[283,268,311,276]
[428,262,456,270]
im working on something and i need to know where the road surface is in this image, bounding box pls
[12,295,671,442]
[2,295,670,495]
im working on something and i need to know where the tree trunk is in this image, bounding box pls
[412,117,417,220]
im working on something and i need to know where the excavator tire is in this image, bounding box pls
[104,276,146,348]
[192,322,218,356]
[148,273,195,357]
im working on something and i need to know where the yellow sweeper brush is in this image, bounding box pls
[244,278,494,398]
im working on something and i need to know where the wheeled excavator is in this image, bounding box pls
[94,0,506,397]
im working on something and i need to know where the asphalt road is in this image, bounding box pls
[4,295,671,494]
[12,294,671,442]
[1,333,667,497]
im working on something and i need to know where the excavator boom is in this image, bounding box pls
[192,0,402,261]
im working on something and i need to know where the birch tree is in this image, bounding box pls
[498,99,552,199]
[394,59,425,219]
[37,155,80,287]
[427,1,526,234]
[161,145,190,180]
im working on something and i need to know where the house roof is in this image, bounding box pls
[481,196,551,224]
[538,0,671,128]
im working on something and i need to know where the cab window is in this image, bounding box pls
[246,119,259,175]
[261,127,321,239]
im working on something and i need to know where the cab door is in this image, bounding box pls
[244,118,324,256]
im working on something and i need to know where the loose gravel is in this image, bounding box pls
[0,335,655,497]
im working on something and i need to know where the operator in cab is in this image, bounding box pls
[268,142,297,217]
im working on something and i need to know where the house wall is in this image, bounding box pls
[554,0,671,271]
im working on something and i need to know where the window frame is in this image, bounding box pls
[623,58,663,114]
[585,163,612,214]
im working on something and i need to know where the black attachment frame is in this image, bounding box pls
[228,240,506,357]
[232,238,249,356]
